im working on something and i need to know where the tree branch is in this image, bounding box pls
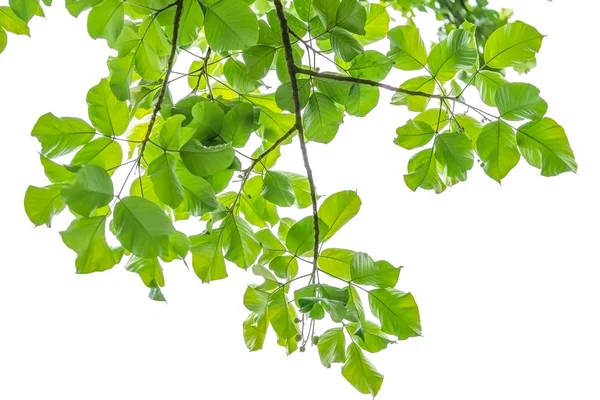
[139,0,184,160]
[296,66,485,112]
[273,0,320,283]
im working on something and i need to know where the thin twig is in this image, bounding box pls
[138,0,185,161]
[274,0,320,284]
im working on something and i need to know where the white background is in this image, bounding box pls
[1,0,599,398]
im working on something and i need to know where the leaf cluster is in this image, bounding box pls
[10,0,576,396]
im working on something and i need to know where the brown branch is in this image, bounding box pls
[274,0,320,284]
[139,0,184,160]
[296,66,486,113]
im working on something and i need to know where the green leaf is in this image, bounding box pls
[180,140,234,177]
[452,114,483,144]
[31,113,95,158]
[303,93,344,144]
[221,215,261,269]
[125,256,166,301]
[330,28,364,62]
[350,253,400,288]
[336,0,366,35]
[0,27,6,54]
[9,0,38,22]
[262,170,295,207]
[427,29,477,82]
[40,155,76,184]
[342,343,384,397]
[269,255,298,281]
[495,83,548,121]
[162,231,191,262]
[223,58,260,93]
[60,216,116,274]
[434,132,474,183]
[414,108,449,132]
[318,248,354,281]
[394,119,435,150]
[87,0,124,45]
[86,79,129,136]
[222,103,255,148]
[159,114,186,150]
[348,321,394,353]
[360,3,388,44]
[204,0,258,52]
[346,84,379,117]
[516,118,577,176]
[243,313,267,351]
[319,190,361,242]
[242,45,276,80]
[147,153,184,208]
[256,228,286,265]
[348,50,393,82]
[477,121,520,183]
[244,284,269,315]
[390,76,435,112]
[190,101,224,142]
[474,70,507,107]
[178,0,204,48]
[108,54,133,101]
[113,196,175,258]
[314,0,339,30]
[275,78,310,112]
[484,21,543,69]
[279,172,312,209]
[369,288,421,340]
[240,176,280,228]
[285,216,327,256]
[267,289,298,340]
[24,185,66,227]
[314,77,352,105]
[176,165,219,216]
[387,25,427,70]
[0,7,30,36]
[317,327,346,368]
[71,137,123,173]
[65,0,101,17]
[346,285,365,322]
[135,36,163,81]
[191,231,227,283]
[404,148,446,193]
[61,165,114,217]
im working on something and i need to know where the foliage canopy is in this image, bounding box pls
[7,0,575,396]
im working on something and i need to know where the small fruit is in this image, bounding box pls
[295,334,302,342]
[294,318,301,323]
[311,336,319,345]
[299,345,306,352]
